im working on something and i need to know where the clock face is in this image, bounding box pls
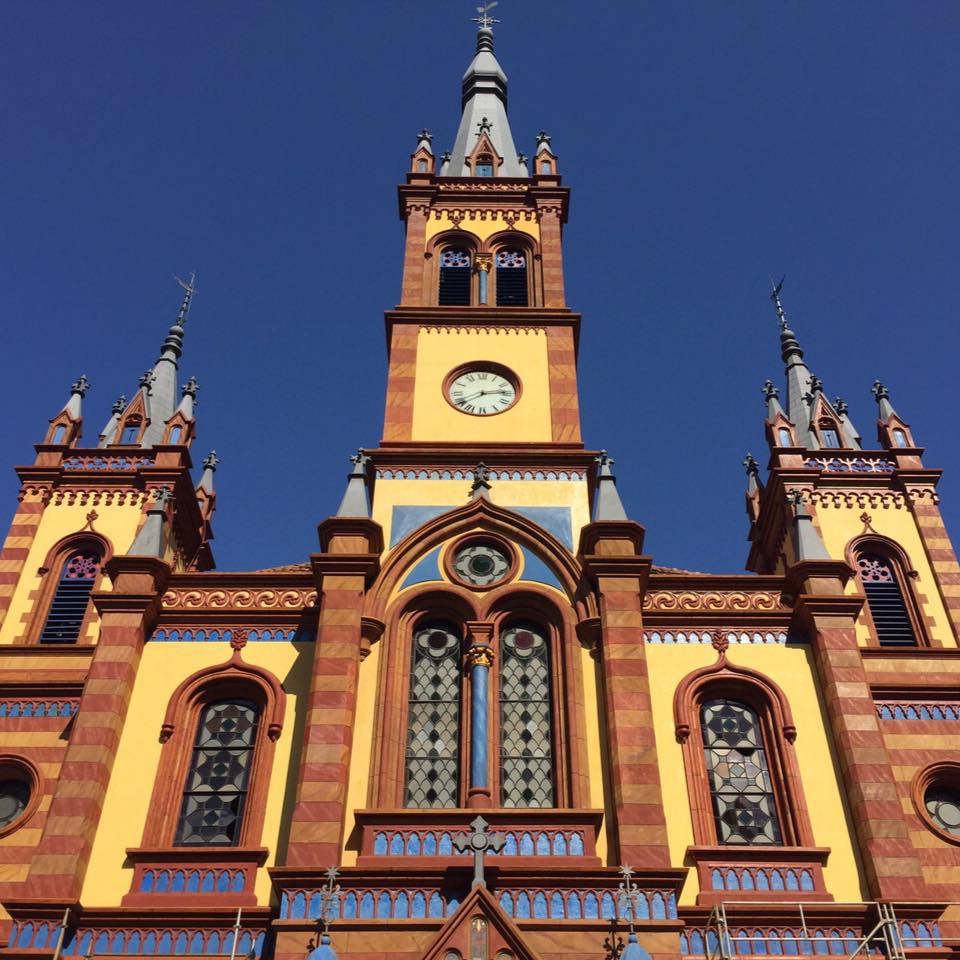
[447,367,518,416]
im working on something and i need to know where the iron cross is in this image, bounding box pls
[472,2,500,30]
[453,816,505,889]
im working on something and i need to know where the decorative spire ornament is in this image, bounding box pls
[593,450,628,521]
[469,462,492,500]
[787,491,830,562]
[335,450,370,517]
[306,867,341,960]
[128,488,172,558]
[617,866,654,960]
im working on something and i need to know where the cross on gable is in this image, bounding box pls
[452,816,505,889]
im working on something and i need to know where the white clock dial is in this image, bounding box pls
[447,368,518,415]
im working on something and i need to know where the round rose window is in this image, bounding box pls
[925,785,960,837]
[452,543,511,587]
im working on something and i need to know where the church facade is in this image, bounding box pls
[0,19,957,960]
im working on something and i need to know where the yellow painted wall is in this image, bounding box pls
[81,641,312,906]
[371,478,591,552]
[0,500,146,645]
[646,643,868,905]
[410,327,552,443]
[813,499,957,647]
[424,213,540,245]
[340,640,380,865]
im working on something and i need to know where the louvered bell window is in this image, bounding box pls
[500,624,554,807]
[701,699,783,845]
[175,700,259,845]
[495,249,528,306]
[858,553,917,646]
[405,624,461,808]
[438,249,472,306]
[38,550,101,644]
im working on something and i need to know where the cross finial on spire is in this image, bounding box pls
[596,449,615,472]
[174,272,198,327]
[770,275,788,331]
[182,376,199,398]
[762,380,779,401]
[71,375,90,397]
[477,116,492,137]
[203,450,220,472]
[743,452,760,476]
[808,374,823,395]
[835,397,848,415]
[871,379,889,402]
[140,370,155,391]
[472,1,500,30]
[112,395,127,415]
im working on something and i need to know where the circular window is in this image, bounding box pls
[914,762,960,845]
[925,786,960,837]
[0,780,30,828]
[0,758,39,837]
[452,542,512,587]
[414,624,460,659]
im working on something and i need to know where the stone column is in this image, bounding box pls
[579,521,672,868]
[284,517,381,867]
[26,555,169,899]
[465,622,494,808]
[400,203,429,306]
[790,560,927,899]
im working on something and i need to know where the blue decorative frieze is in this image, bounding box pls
[877,701,959,721]
[378,469,586,482]
[62,454,155,471]
[372,828,586,857]
[7,923,266,957]
[278,886,676,922]
[681,921,942,957]
[0,699,77,717]
[138,867,247,894]
[709,866,814,892]
[645,631,790,645]
[151,628,306,643]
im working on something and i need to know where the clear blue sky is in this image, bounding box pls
[2,1,958,573]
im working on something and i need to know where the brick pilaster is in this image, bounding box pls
[537,206,566,308]
[579,521,671,868]
[545,326,581,444]
[400,205,429,306]
[382,323,419,443]
[25,555,168,900]
[906,489,960,644]
[791,562,927,900]
[0,494,45,634]
[285,517,381,867]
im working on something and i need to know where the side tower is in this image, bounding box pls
[744,283,960,905]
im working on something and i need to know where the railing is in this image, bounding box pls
[62,453,155,471]
[370,828,586,858]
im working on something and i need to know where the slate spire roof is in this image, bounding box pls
[445,22,525,178]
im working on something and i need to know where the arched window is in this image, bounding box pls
[893,428,908,448]
[38,549,102,644]
[778,427,792,447]
[495,249,528,307]
[405,623,462,808]
[51,425,67,444]
[700,699,782,845]
[499,622,553,807]
[475,156,493,177]
[438,248,472,306]
[856,552,918,646]
[174,699,260,846]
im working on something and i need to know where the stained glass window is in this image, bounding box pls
[405,624,462,808]
[495,249,528,306]
[500,623,554,807]
[858,553,917,646]
[39,549,101,644]
[175,700,259,846]
[700,699,782,845]
[0,780,30,829]
[820,427,840,448]
[439,248,472,306]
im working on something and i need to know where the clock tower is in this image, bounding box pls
[370,20,592,551]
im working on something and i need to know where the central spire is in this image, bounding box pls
[445,12,524,177]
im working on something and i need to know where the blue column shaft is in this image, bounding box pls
[470,662,489,789]
[478,269,489,305]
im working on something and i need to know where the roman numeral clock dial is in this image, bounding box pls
[446,365,519,416]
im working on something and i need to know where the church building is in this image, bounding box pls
[0,15,956,960]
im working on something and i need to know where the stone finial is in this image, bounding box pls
[112,395,127,415]
[536,130,552,152]
[335,449,370,517]
[835,397,848,415]
[182,376,199,398]
[198,450,219,494]
[871,379,897,420]
[128,487,172,558]
[439,151,452,175]
[71,375,90,397]
[743,453,762,495]
[762,380,779,401]
[807,374,823,395]
[593,450,628,521]
[787,491,830,562]
[476,116,492,138]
